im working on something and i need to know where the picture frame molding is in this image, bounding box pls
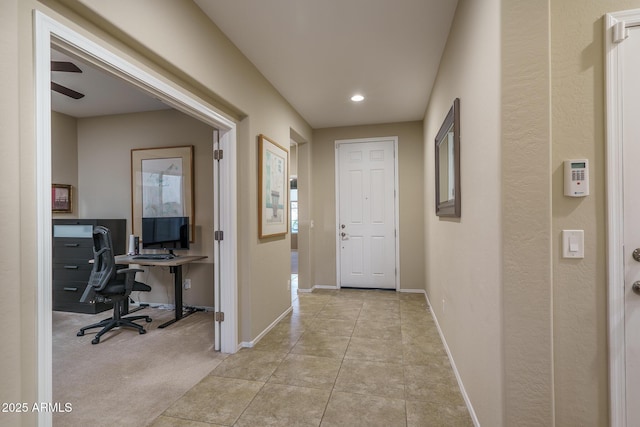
[131,145,195,242]
[435,98,461,218]
[258,134,289,238]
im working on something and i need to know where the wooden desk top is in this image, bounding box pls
[115,254,207,267]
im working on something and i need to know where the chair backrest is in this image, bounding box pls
[87,226,116,292]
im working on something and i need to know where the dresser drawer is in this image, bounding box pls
[52,219,124,314]
[53,281,87,300]
[53,263,92,282]
[53,239,93,260]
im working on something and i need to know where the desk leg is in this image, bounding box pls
[158,265,201,328]
[158,266,182,328]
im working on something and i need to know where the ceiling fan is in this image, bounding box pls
[51,61,85,100]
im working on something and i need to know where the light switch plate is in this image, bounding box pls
[562,230,584,259]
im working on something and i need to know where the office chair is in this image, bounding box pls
[77,226,152,344]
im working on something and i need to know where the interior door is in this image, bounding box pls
[622,24,640,427]
[337,139,396,289]
[213,129,222,351]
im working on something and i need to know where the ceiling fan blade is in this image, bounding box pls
[51,61,82,73]
[51,82,85,100]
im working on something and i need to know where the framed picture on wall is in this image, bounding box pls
[258,134,289,238]
[52,184,72,213]
[131,145,195,241]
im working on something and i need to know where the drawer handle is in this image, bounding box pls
[64,243,80,247]
[63,265,79,269]
[63,287,78,292]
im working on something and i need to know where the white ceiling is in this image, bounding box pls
[195,0,458,128]
[51,49,169,118]
[52,0,458,129]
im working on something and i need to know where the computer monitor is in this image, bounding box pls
[141,216,189,255]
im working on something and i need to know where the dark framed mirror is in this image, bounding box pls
[435,98,460,217]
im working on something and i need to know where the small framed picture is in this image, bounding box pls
[52,184,72,213]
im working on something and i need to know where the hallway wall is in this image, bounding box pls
[423,0,502,425]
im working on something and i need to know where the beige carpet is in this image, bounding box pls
[52,307,227,427]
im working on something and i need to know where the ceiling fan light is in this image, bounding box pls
[350,94,364,102]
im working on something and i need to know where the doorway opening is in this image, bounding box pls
[35,11,238,421]
[290,139,299,302]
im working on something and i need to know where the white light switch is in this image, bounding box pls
[563,230,584,259]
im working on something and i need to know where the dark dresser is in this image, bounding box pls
[52,219,126,313]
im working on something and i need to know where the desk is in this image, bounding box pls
[115,254,207,328]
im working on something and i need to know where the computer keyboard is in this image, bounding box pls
[131,254,175,260]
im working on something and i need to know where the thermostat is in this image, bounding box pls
[564,159,589,197]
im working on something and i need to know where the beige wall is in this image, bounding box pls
[551,0,640,424]
[0,0,35,422]
[502,1,554,425]
[423,0,502,424]
[52,112,79,217]
[311,122,424,291]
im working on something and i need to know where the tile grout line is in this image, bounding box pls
[317,294,359,426]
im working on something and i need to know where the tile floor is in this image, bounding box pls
[150,287,473,426]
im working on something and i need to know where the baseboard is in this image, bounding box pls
[423,292,480,427]
[301,286,422,294]
[313,285,339,290]
[297,285,338,293]
[240,305,293,348]
[398,288,427,294]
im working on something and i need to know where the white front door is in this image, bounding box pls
[606,11,640,426]
[336,138,397,289]
[622,24,640,427]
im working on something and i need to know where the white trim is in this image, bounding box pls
[423,291,480,426]
[216,127,238,353]
[334,137,400,290]
[239,306,293,348]
[35,11,239,426]
[296,285,339,293]
[398,288,426,295]
[34,14,53,427]
[605,9,640,427]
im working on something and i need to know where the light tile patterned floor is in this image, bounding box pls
[151,288,473,427]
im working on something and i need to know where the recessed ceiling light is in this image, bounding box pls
[351,94,365,102]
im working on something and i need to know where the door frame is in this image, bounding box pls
[35,11,238,425]
[605,9,640,427]
[334,137,400,290]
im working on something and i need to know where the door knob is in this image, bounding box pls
[633,281,640,295]
[633,248,640,262]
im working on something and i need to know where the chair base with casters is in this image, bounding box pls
[77,276,152,344]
